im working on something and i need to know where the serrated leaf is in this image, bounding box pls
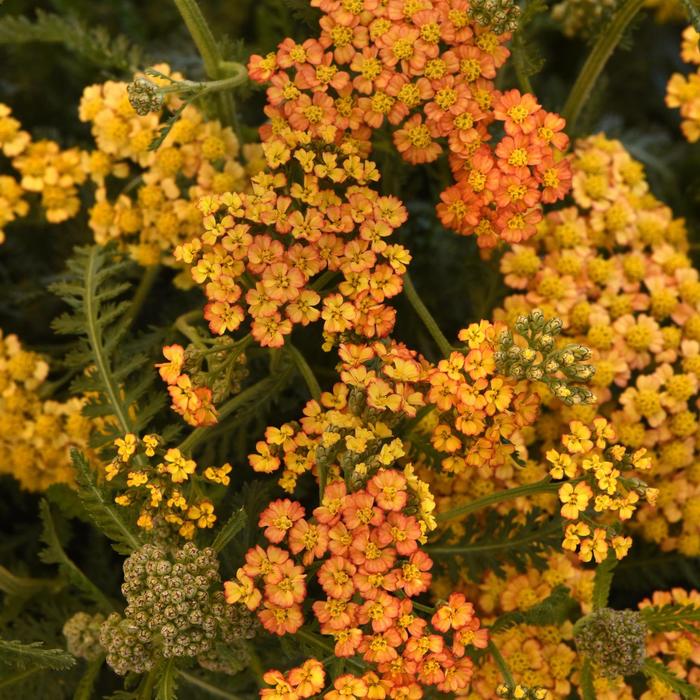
[490,585,577,633]
[0,639,76,671]
[642,658,700,699]
[38,499,113,611]
[0,9,142,72]
[155,658,178,700]
[212,508,247,553]
[592,554,618,611]
[640,602,700,634]
[71,450,141,555]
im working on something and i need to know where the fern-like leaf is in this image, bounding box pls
[0,639,75,671]
[490,585,578,634]
[642,658,700,699]
[38,499,113,610]
[592,554,618,611]
[0,10,142,72]
[680,0,700,32]
[640,602,700,634]
[155,658,179,700]
[71,449,141,555]
[50,244,165,446]
[428,509,562,580]
[212,508,247,553]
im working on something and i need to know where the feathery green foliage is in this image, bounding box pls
[38,499,113,611]
[70,449,141,555]
[51,244,164,447]
[640,602,700,633]
[0,638,76,671]
[211,508,247,554]
[643,658,700,699]
[592,555,618,611]
[490,585,578,634]
[680,1,700,32]
[0,10,142,72]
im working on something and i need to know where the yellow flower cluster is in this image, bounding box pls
[498,134,700,556]
[0,329,93,491]
[0,104,85,241]
[107,433,231,539]
[79,64,263,270]
[667,26,700,143]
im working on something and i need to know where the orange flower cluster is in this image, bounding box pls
[79,64,261,269]
[549,419,656,563]
[247,0,571,247]
[225,472,488,697]
[666,27,700,143]
[107,433,231,538]
[176,131,409,347]
[497,134,700,555]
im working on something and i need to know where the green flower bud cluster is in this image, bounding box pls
[127,78,164,116]
[100,542,235,675]
[468,0,521,34]
[496,683,549,699]
[574,608,647,679]
[63,611,106,661]
[496,309,596,406]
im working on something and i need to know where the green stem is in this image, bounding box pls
[179,671,244,700]
[0,666,42,690]
[177,377,276,454]
[489,640,515,688]
[174,309,206,349]
[436,478,562,523]
[118,264,161,335]
[579,658,596,700]
[403,272,452,358]
[295,629,365,671]
[426,520,562,556]
[158,67,248,98]
[288,344,322,401]
[171,0,237,126]
[561,0,646,132]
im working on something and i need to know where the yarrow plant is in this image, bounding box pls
[1,2,700,700]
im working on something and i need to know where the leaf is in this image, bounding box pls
[0,10,142,72]
[642,658,700,699]
[155,658,178,700]
[592,554,618,611]
[640,602,700,634]
[0,639,75,671]
[71,450,141,555]
[38,499,114,610]
[0,566,63,601]
[73,655,104,700]
[212,508,247,553]
[490,585,578,633]
[50,244,164,444]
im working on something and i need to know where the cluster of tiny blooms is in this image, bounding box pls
[496,134,700,555]
[247,0,571,248]
[63,612,106,661]
[79,64,263,270]
[175,125,409,348]
[0,329,94,491]
[456,552,594,699]
[100,542,257,675]
[225,472,488,697]
[0,103,84,241]
[666,26,700,144]
[157,339,248,426]
[549,418,656,563]
[106,433,232,538]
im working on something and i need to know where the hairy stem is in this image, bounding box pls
[436,478,562,523]
[562,0,646,132]
[172,0,237,125]
[403,272,452,358]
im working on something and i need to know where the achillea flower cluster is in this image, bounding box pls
[157,338,248,426]
[550,418,656,563]
[247,0,570,252]
[79,64,261,269]
[497,134,700,555]
[225,473,488,697]
[107,433,231,538]
[177,145,409,347]
[0,329,94,491]
[666,26,700,143]
[0,103,84,241]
